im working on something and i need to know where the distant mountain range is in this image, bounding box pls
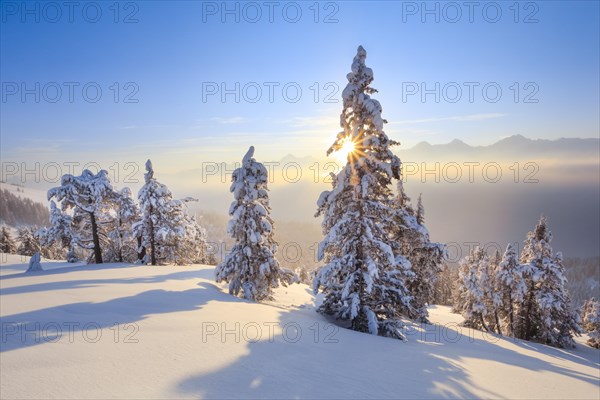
[399,135,599,161]
[270,135,599,166]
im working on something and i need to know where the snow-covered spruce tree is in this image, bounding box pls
[105,188,141,263]
[537,251,581,347]
[48,170,115,264]
[456,247,491,331]
[137,160,184,265]
[17,226,40,257]
[41,200,76,261]
[35,227,65,261]
[415,194,425,226]
[494,243,527,336]
[486,250,504,334]
[177,215,209,265]
[313,46,415,339]
[137,160,207,266]
[216,147,293,301]
[517,216,581,347]
[160,211,209,266]
[391,184,445,322]
[0,226,17,254]
[581,298,600,348]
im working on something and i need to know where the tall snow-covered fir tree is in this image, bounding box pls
[456,247,507,334]
[0,226,17,254]
[48,169,115,264]
[137,160,204,265]
[516,216,581,347]
[494,243,527,336]
[313,46,415,339]
[456,247,490,331]
[486,250,503,334]
[391,183,445,322]
[215,146,293,301]
[137,160,161,265]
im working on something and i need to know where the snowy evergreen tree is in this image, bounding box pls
[17,226,40,256]
[105,188,141,263]
[48,170,115,263]
[415,193,425,226]
[536,251,581,347]
[313,46,415,339]
[136,160,210,265]
[453,218,581,347]
[216,146,293,301]
[0,226,17,254]
[433,262,457,306]
[486,250,503,334]
[581,298,600,348]
[165,213,209,266]
[494,243,527,336]
[516,216,581,347]
[456,247,490,331]
[41,200,76,262]
[391,185,444,322]
[138,160,189,265]
[35,228,66,261]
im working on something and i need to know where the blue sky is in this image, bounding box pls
[1,0,599,165]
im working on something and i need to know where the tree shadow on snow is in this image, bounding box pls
[0,261,141,280]
[174,308,599,399]
[173,310,497,399]
[0,269,216,296]
[0,281,222,353]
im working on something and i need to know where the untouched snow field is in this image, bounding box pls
[1,253,598,399]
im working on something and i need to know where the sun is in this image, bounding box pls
[334,137,356,164]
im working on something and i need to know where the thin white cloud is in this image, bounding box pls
[118,124,181,130]
[277,115,338,128]
[390,113,506,125]
[210,117,249,124]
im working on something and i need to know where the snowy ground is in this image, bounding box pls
[1,253,598,399]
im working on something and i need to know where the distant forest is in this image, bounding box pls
[564,256,600,306]
[0,188,49,227]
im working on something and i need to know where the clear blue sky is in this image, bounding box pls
[1,0,599,165]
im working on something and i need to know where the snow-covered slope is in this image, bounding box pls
[0,182,49,205]
[1,253,598,399]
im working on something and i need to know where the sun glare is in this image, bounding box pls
[335,138,356,164]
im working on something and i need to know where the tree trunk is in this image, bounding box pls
[508,294,514,337]
[495,310,502,336]
[148,204,157,266]
[524,281,535,340]
[480,314,490,332]
[117,218,123,263]
[149,221,156,265]
[137,236,146,263]
[89,212,103,264]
